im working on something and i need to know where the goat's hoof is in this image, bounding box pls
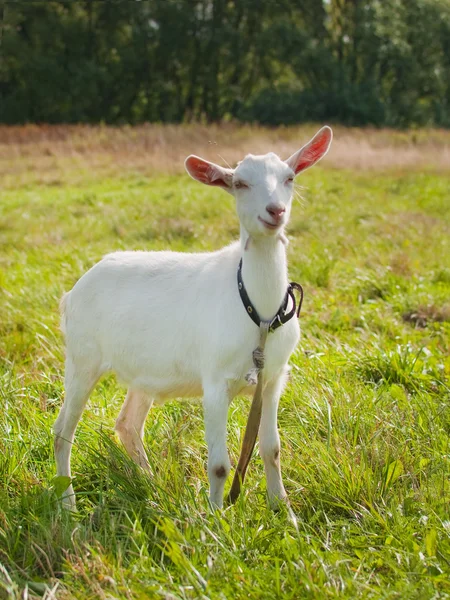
[61,499,78,513]
[268,493,288,512]
[60,487,78,513]
[208,497,224,512]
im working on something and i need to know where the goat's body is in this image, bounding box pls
[54,126,332,510]
[62,243,299,401]
[56,241,299,509]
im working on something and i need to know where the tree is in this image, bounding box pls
[0,0,448,126]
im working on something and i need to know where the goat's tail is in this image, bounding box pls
[59,292,70,336]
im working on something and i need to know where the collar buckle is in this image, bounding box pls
[237,259,303,332]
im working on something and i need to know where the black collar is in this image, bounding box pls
[237,259,303,332]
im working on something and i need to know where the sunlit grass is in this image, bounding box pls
[0,129,449,598]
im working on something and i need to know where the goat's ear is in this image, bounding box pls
[286,126,333,175]
[185,155,233,190]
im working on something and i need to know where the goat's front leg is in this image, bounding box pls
[259,368,289,508]
[202,382,231,508]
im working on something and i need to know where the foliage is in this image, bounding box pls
[237,82,386,127]
[0,129,449,597]
[1,0,450,127]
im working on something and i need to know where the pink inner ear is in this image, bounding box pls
[186,156,230,188]
[293,129,331,174]
[186,156,212,184]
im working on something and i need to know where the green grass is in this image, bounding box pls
[0,160,449,598]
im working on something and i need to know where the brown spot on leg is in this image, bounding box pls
[274,449,280,461]
[54,435,66,453]
[215,465,227,478]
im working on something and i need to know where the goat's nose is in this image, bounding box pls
[266,203,286,221]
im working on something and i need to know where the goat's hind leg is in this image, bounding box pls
[115,388,153,471]
[54,357,101,509]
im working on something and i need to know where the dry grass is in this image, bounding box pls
[1,123,449,188]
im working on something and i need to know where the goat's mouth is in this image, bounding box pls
[258,216,283,231]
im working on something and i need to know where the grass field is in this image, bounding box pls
[0,125,449,599]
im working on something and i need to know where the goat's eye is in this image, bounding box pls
[234,180,249,190]
[285,177,294,185]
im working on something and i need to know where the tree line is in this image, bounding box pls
[1,0,449,127]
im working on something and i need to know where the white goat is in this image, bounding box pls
[54,126,333,509]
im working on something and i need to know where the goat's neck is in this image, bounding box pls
[240,227,288,321]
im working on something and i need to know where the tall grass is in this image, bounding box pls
[0,126,449,598]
